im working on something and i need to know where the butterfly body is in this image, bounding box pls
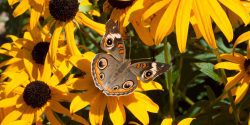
[91,19,170,96]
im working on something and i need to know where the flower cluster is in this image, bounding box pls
[0,0,250,124]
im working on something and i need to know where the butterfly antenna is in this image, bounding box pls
[128,36,132,60]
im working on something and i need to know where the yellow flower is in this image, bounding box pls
[46,0,105,62]
[0,27,68,81]
[142,0,250,52]
[215,31,250,104]
[7,0,48,29]
[68,52,162,124]
[0,56,88,124]
[161,117,195,125]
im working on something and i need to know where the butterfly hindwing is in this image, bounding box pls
[129,62,170,83]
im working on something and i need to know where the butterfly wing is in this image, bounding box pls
[91,53,137,96]
[100,19,126,62]
[129,62,170,83]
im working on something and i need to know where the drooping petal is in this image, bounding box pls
[0,58,21,68]
[41,55,52,82]
[207,0,233,43]
[224,71,245,91]
[13,0,30,17]
[214,62,241,71]
[155,0,180,44]
[44,108,62,125]
[176,0,193,52]
[69,51,95,73]
[30,9,41,30]
[234,82,249,104]
[48,23,63,62]
[8,0,19,6]
[75,12,105,35]
[107,97,126,125]
[193,0,216,48]
[89,93,107,125]
[219,0,250,25]
[65,21,81,56]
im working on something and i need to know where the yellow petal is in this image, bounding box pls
[1,105,26,124]
[155,0,179,44]
[30,9,41,30]
[67,77,93,90]
[131,19,155,46]
[75,13,105,35]
[193,0,216,48]
[89,93,107,125]
[49,60,73,86]
[65,21,81,56]
[207,0,233,42]
[50,100,89,125]
[178,118,195,125]
[107,97,126,125]
[69,51,95,73]
[8,0,19,6]
[0,58,21,68]
[176,0,193,53]
[70,89,97,113]
[13,0,30,17]
[219,0,250,25]
[45,108,62,125]
[142,0,170,21]
[136,80,163,91]
[224,71,245,91]
[123,0,144,27]
[233,31,250,49]
[234,82,249,104]
[214,62,240,71]
[134,92,159,113]
[22,50,38,81]
[120,93,150,124]
[41,55,53,82]
[0,95,20,108]
[220,54,245,64]
[7,120,31,125]
[161,118,173,125]
[48,23,63,62]
[21,107,34,123]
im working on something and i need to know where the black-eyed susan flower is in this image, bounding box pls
[67,52,162,124]
[161,117,195,125]
[0,27,68,80]
[0,56,88,124]
[215,31,250,104]
[7,0,48,29]
[47,0,105,62]
[142,0,250,52]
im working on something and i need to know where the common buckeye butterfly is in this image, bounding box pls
[91,19,170,96]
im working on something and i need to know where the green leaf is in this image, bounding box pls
[194,63,221,82]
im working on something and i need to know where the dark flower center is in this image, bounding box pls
[108,0,134,9]
[244,59,250,74]
[23,81,51,108]
[32,42,50,65]
[49,0,79,22]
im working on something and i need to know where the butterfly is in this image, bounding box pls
[91,19,170,96]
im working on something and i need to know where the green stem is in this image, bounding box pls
[213,48,239,125]
[164,40,174,120]
[179,90,195,105]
